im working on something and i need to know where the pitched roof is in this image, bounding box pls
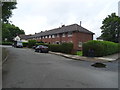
[19,34,33,39]
[33,24,94,38]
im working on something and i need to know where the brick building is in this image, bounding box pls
[28,24,94,51]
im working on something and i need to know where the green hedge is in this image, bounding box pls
[49,43,73,54]
[28,40,37,48]
[36,42,73,54]
[22,42,28,47]
[0,42,12,45]
[36,43,49,47]
[83,40,120,57]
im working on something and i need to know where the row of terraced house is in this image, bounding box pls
[18,23,94,52]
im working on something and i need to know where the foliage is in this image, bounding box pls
[76,51,83,56]
[49,44,62,52]
[61,43,73,54]
[22,42,28,47]
[49,43,73,54]
[28,40,37,48]
[35,42,73,54]
[83,40,120,57]
[2,23,25,42]
[36,43,49,47]
[2,2,17,23]
[100,13,120,43]
[0,42,12,45]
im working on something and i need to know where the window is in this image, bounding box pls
[52,35,55,38]
[68,32,72,37]
[78,42,82,47]
[62,33,65,37]
[49,35,51,38]
[57,34,59,37]
[56,41,60,44]
[45,36,47,38]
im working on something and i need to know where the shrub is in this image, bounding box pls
[36,43,49,47]
[28,40,36,48]
[0,42,12,45]
[48,44,62,52]
[83,40,120,57]
[61,43,73,54]
[22,42,28,47]
[48,43,73,54]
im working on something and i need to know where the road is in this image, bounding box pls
[2,46,118,88]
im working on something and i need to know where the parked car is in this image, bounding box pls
[35,45,49,53]
[13,41,23,48]
[32,45,38,49]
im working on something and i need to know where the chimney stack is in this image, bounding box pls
[80,21,82,26]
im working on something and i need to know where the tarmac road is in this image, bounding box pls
[2,46,118,88]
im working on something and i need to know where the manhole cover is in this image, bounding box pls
[91,62,106,68]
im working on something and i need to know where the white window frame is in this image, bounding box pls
[45,36,47,38]
[78,42,82,47]
[57,34,59,37]
[52,35,55,38]
[62,33,65,37]
[68,32,72,37]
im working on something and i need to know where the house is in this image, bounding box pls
[96,36,103,41]
[30,23,94,52]
[13,34,32,42]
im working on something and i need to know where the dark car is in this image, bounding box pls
[35,45,49,53]
[32,45,38,49]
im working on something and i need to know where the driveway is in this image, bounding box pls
[2,46,118,88]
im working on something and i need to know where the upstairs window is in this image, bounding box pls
[62,33,65,37]
[52,35,55,38]
[57,34,59,37]
[68,32,72,37]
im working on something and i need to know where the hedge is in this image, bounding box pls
[0,42,12,45]
[49,43,73,54]
[28,40,37,48]
[36,42,73,54]
[22,42,28,47]
[36,43,49,47]
[83,40,120,57]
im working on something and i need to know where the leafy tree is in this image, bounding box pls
[101,13,120,43]
[2,2,17,23]
[2,23,25,42]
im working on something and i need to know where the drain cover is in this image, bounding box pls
[91,62,106,68]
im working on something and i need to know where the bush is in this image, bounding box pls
[22,42,28,47]
[28,40,36,48]
[49,44,62,52]
[83,40,120,57]
[49,43,73,54]
[36,43,49,47]
[61,43,73,54]
[0,42,12,45]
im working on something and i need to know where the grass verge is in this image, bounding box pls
[2,47,8,61]
[76,51,83,56]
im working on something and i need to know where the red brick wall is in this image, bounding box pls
[36,32,93,51]
[72,32,93,51]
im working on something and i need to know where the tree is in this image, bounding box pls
[2,23,25,42]
[101,13,120,43]
[2,2,17,23]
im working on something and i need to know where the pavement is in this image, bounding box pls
[49,51,120,62]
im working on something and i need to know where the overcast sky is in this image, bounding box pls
[10,0,119,39]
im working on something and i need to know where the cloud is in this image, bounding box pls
[10,0,119,39]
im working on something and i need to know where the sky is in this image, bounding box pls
[10,0,119,39]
